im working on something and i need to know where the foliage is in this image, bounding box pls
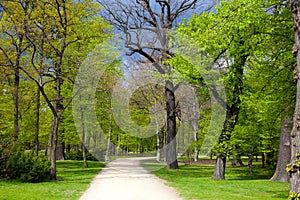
[286,153,300,175]
[0,161,105,200]
[289,192,300,200]
[65,149,98,161]
[172,0,294,170]
[1,150,50,183]
[0,0,111,179]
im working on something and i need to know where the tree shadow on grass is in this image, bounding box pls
[55,161,105,183]
[145,162,277,181]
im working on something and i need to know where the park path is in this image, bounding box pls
[79,157,183,200]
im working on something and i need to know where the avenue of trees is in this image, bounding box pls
[0,0,300,198]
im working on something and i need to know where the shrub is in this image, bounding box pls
[2,150,50,182]
[65,149,98,161]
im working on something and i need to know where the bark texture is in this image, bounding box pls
[35,85,40,156]
[13,66,19,145]
[49,116,59,180]
[212,157,225,180]
[270,117,292,182]
[290,0,300,194]
[165,81,178,169]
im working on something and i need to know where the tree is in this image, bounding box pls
[271,117,292,182]
[175,0,294,179]
[0,1,31,146]
[289,0,300,196]
[98,0,217,169]
[1,0,109,180]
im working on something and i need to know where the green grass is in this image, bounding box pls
[0,160,105,200]
[143,162,289,200]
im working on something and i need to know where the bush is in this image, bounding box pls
[65,149,98,161]
[2,150,50,182]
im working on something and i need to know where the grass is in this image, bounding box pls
[143,161,289,200]
[0,160,105,200]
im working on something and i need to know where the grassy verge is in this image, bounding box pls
[143,162,289,200]
[0,160,105,200]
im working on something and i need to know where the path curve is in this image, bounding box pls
[79,157,183,200]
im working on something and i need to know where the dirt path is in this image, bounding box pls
[79,157,183,200]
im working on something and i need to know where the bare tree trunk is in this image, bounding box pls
[82,120,88,168]
[78,100,88,167]
[289,0,300,194]
[105,115,112,163]
[116,134,119,156]
[248,154,253,175]
[212,157,226,180]
[49,115,59,180]
[155,103,161,161]
[35,84,40,156]
[161,128,166,162]
[165,81,179,169]
[105,134,111,162]
[13,66,19,145]
[82,146,88,168]
[56,142,65,160]
[177,120,181,154]
[231,145,243,166]
[193,114,199,162]
[270,117,292,182]
[35,40,44,157]
[139,138,143,155]
[262,152,265,168]
[156,132,161,161]
[192,90,199,162]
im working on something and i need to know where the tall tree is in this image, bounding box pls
[98,0,216,169]
[5,0,109,180]
[0,1,31,145]
[175,0,294,179]
[271,118,292,182]
[289,0,300,196]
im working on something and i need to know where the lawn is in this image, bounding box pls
[143,161,290,200]
[0,160,105,200]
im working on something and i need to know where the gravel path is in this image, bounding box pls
[79,157,183,200]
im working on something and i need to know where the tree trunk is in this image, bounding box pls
[105,117,111,163]
[105,136,110,162]
[35,85,40,156]
[66,144,71,154]
[289,0,300,194]
[139,138,144,155]
[212,105,239,180]
[13,66,19,145]
[193,97,199,162]
[165,80,179,169]
[262,152,265,168]
[161,129,166,162]
[248,154,253,175]
[156,132,161,161]
[50,115,59,180]
[56,142,65,160]
[80,105,88,167]
[270,117,292,182]
[211,55,246,179]
[212,157,226,180]
[154,100,161,162]
[266,152,273,166]
[231,145,243,166]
